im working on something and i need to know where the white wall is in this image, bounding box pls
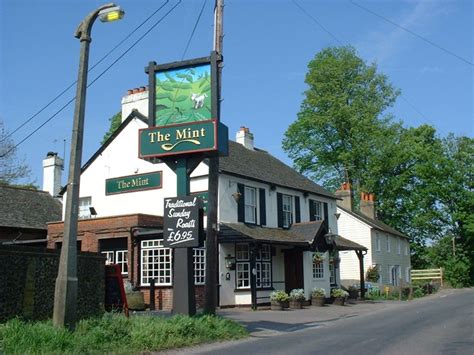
[303,251,331,298]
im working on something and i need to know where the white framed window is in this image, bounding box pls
[101,250,128,275]
[313,260,324,279]
[102,251,114,264]
[405,243,409,256]
[236,243,250,260]
[282,194,293,228]
[78,196,92,219]
[244,186,257,224]
[386,236,391,253]
[312,200,323,220]
[256,244,271,288]
[329,262,335,284]
[193,248,206,285]
[397,238,401,255]
[140,239,172,286]
[375,232,381,252]
[406,267,411,282]
[236,262,250,289]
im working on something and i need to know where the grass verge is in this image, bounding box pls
[0,313,248,354]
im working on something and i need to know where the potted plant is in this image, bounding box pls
[331,288,348,306]
[270,290,289,310]
[289,288,306,309]
[311,287,326,307]
[312,252,325,264]
[347,285,359,300]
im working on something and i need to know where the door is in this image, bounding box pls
[284,249,304,293]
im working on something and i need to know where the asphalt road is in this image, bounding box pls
[181,288,474,355]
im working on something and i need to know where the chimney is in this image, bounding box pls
[335,182,353,211]
[360,192,376,219]
[121,86,149,122]
[236,126,254,150]
[42,152,64,197]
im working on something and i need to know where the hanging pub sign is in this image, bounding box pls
[141,54,228,160]
[163,195,203,248]
[105,171,162,195]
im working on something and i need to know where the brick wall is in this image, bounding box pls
[140,286,206,311]
[0,245,105,322]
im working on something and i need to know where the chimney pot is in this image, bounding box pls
[236,126,254,150]
[132,88,139,94]
[360,191,376,219]
[127,89,133,95]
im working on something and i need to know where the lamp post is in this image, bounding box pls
[53,3,124,330]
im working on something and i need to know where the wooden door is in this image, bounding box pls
[284,250,304,293]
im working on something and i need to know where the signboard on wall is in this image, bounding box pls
[105,171,162,195]
[163,196,203,248]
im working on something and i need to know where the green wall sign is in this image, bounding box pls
[139,119,228,159]
[105,171,162,195]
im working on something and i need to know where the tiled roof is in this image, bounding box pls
[220,141,335,199]
[334,235,368,251]
[0,185,62,230]
[338,206,408,239]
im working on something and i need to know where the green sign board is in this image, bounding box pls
[155,64,211,126]
[139,119,228,159]
[105,171,162,195]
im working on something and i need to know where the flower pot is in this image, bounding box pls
[271,300,285,311]
[333,297,345,306]
[126,291,145,310]
[311,296,325,307]
[289,300,304,309]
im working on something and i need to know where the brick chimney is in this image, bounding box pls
[360,192,376,219]
[335,182,353,211]
[236,126,254,150]
[42,152,63,197]
[121,86,148,122]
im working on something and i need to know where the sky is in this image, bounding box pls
[1,0,473,187]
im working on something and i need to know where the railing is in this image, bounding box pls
[410,268,443,287]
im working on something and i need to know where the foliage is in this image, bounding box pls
[412,287,424,298]
[289,289,306,301]
[0,314,248,353]
[270,290,289,303]
[0,120,31,185]
[311,287,326,297]
[101,112,122,145]
[366,265,380,283]
[331,288,348,298]
[312,252,325,263]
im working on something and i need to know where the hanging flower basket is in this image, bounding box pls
[312,252,325,264]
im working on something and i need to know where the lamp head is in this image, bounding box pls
[98,6,125,22]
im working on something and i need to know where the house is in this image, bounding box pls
[335,183,411,287]
[0,184,62,246]
[47,87,367,309]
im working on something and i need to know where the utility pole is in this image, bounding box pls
[204,0,223,314]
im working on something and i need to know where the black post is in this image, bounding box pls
[356,250,366,299]
[150,279,155,311]
[250,244,257,310]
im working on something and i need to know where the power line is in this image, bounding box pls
[1,1,183,158]
[181,0,208,60]
[350,0,473,66]
[291,0,343,46]
[1,0,170,144]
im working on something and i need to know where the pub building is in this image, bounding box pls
[47,87,367,309]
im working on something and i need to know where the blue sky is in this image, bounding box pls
[0,0,472,187]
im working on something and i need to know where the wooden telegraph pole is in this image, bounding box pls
[204,0,224,314]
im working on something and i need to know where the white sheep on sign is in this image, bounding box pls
[191,93,208,109]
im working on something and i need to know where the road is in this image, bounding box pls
[180,288,474,355]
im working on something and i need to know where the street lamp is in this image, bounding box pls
[53,3,124,330]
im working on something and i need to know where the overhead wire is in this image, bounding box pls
[350,0,473,66]
[1,0,183,158]
[181,0,209,60]
[1,0,170,144]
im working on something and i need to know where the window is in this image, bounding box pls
[140,240,172,286]
[311,200,323,220]
[244,186,257,224]
[386,236,391,253]
[78,197,92,219]
[406,267,411,282]
[235,243,272,289]
[282,195,293,228]
[116,250,128,275]
[405,243,409,256]
[375,233,381,252]
[397,238,401,255]
[329,262,336,284]
[100,238,128,276]
[102,251,114,264]
[193,248,206,285]
[313,258,324,279]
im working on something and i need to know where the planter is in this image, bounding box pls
[333,297,345,306]
[126,291,145,311]
[271,300,286,311]
[289,300,304,309]
[348,289,359,300]
[311,296,325,307]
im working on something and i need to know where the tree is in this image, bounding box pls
[0,120,31,185]
[101,112,122,145]
[283,46,400,191]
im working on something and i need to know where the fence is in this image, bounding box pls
[410,268,443,287]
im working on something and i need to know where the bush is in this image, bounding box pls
[0,314,248,353]
[270,290,289,303]
[331,288,348,298]
[366,265,380,283]
[311,287,326,297]
[289,289,305,301]
[413,287,424,298]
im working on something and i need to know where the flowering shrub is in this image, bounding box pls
[289,288,305,301]
[270,290,289,303]
[312,252,325,263]
[311,287,326,297]
[331,288,348,298]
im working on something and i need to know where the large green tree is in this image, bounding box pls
[101,112,122,145]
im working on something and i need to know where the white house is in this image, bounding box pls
[335,183,411,287]
[47,88,367,309]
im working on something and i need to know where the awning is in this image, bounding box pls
[334,235,367,251]
[219,221,326,247]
